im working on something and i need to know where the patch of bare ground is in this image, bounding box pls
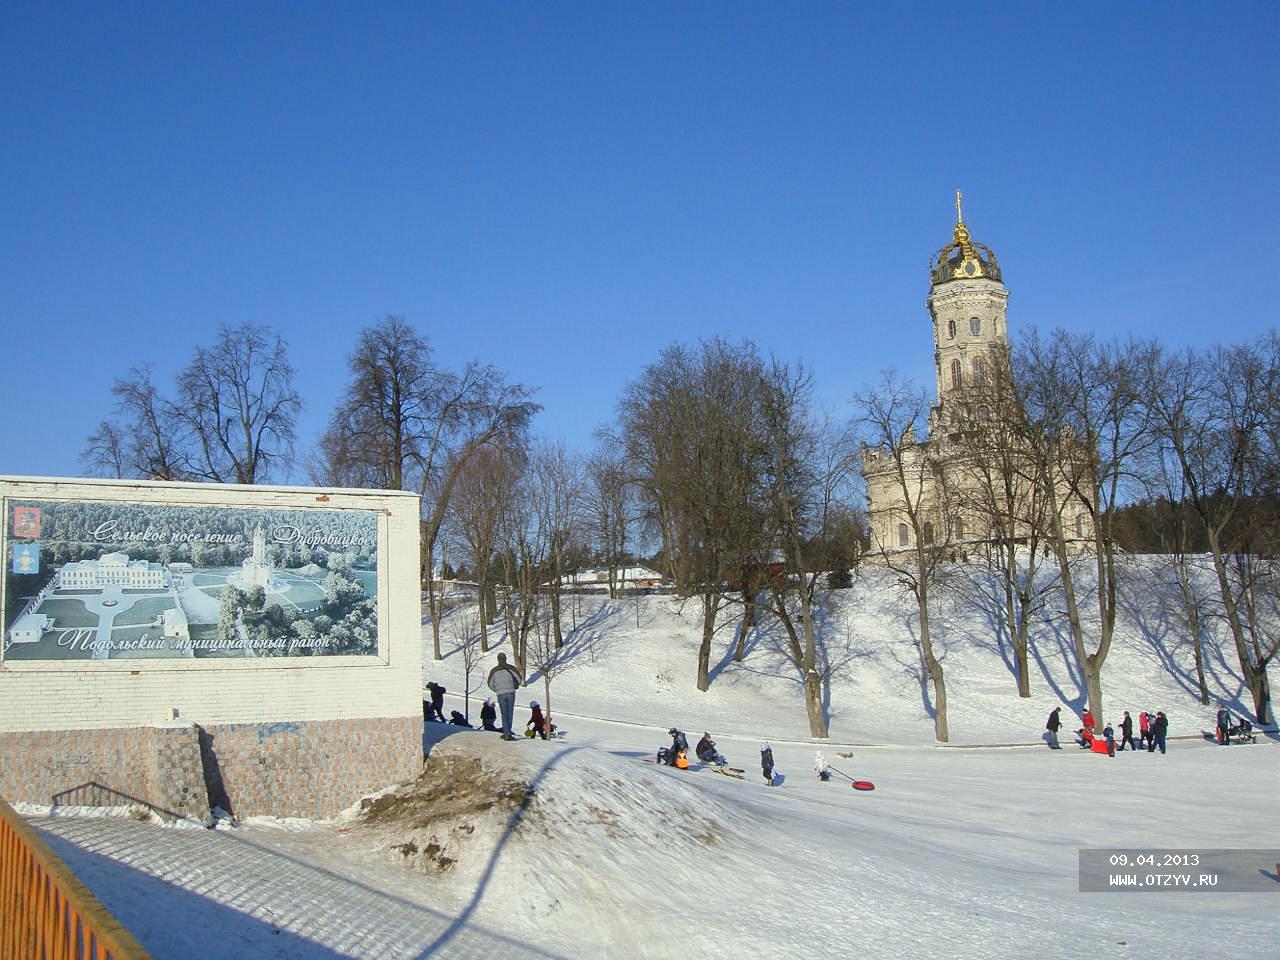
[356,750,535,874]
[351,740,728,878]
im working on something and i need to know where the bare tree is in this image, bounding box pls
[450,445,523,650]
[756,359,858,737]
[315,315,539,660]
[946,345,1055,698]
[449,607,485,722]
[1018,329,1157,735]
[81,366,189,480]
[583,441,634,599]
[1144,338,1279,722]
[856,371,953,741]
[175,323,301,483]
[618,339,772,692]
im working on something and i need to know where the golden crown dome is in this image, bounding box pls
[930,190,1001,285]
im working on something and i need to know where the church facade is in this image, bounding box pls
[862,195,1093,555]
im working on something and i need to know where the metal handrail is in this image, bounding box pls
[0,795,152,960]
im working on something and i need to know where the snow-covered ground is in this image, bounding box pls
[22,563,1280,959]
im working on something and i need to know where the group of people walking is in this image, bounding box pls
[1045,705,1168,755]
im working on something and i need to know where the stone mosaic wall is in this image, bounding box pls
[0,716,421,821]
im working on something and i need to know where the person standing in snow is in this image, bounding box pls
[1081,707,1096,736]
[1216,704,1232,745]
[1103,722,1116,757]
[814,752,831,781]
[1139,711,1152,750]
[480,699,498,732]
[1151,711,1168,754]
[760,743,775,785]
[1045,707,1063,749]
[1119,711,1135,752]
[486,652,524,741]
[425,682,447,722]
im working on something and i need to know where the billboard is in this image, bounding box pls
[3,499,380,661]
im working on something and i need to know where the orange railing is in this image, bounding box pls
[0,795,152,960]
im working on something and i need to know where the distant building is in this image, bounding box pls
[162,606,190,641]
[559,567,666,592]
[7,614,52,644]
[240,525,274,588]
[59,552,168,590]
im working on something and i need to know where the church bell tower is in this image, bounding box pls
[927,191,1010,412]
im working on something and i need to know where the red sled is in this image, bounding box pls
[1090,738,1110,754]
[851,780,876,791]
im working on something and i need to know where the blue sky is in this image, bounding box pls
[3,2,1277,481]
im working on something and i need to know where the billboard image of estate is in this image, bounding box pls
[4,499,380,661]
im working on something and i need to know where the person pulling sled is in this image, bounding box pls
[814,752,832,781]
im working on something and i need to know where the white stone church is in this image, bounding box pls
[862,195,1093,554]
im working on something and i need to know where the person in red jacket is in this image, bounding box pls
[1082,708,1096,735]
[526,702,548,740]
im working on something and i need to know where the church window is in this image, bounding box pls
[1075,514,1084,539]
[923,522,935,545]
[950,359,962,388]
[970,317,981,336]
[954,516,965,540]
[897,523,909,547]
[947,320,956,339]
[972,357,986,384]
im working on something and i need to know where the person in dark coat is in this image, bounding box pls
[1045,707,1063,749]
[1151,711,1168,754]
[425,682,447,722]
[1103,722,1116,757]
[449,710,472,727]
[1216,704,1232,745]
[1119,711,1136,752]
[695,732,724,765]
[480,698,499,732]
[665,727,689,764]
[760,742,775,785]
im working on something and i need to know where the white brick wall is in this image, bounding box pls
[0,476,423,733]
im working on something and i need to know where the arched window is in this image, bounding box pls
[947,319,956,339]
[970,317,981,336]
[922,521,935,545]
[950,359,962,389]
[972,357,986,384]
[954,516,965,540]
[897,523,909,547]
[1075,514,1084,538]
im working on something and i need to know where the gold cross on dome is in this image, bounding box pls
[955,188,964,225]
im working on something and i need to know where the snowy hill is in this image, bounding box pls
[23,555,1280,960]
[425,558,1272,746]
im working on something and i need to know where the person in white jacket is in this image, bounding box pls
[814,752,832,782]
[486,652,524,741]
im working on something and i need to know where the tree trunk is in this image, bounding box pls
[696,591,719,692]
[1206,535,1274,723]
[917,579,948,743]
[1172,559,1209,704]
[735,585,756,662]
[798,582,829,738]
